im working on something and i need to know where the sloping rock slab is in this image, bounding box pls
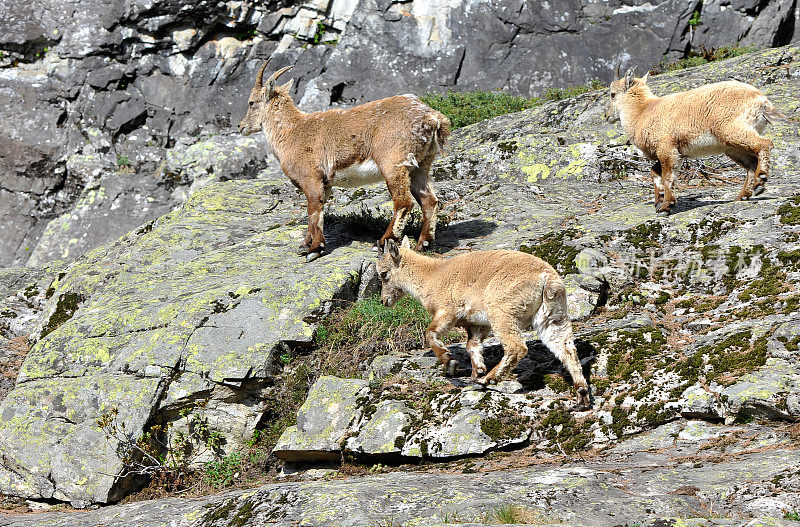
[0,179,374,504]
[6,422,800,526]
[0,374,162,507]
[273,376,369,461]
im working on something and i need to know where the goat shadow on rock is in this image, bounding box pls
[317,214,498,254]
[445,338,596,393]
[658,192,772,215]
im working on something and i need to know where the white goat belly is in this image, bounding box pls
[682,132,726,158]
[332,160,383,188]
[457,305,490,326]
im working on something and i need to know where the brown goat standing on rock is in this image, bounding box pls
[605,67,778,215]
[377,237,591,409]
[238,60,450,261]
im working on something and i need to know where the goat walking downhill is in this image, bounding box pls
[238,60,450,262]
[377,238,591,409]
[605,67,778,214]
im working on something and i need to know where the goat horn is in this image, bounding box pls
[614,63,621,80]
[255,59,270,89]
[268,65,295,85]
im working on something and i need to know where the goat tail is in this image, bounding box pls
[430,112,451,156]
[763,99,786,125]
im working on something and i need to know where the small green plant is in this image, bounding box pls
[117,155,131,168]
[650,44,758,74]
[422,90,538,129]
[786,509,800,521]
[97,400,225,482]
[688,10,702,27]
[493,504,520,524]
[441,510,465,523]
[311,22,327,45]
[485,503,550,524]
[234,26,258,40]
[202,431,267,490]
[542,79,603,102]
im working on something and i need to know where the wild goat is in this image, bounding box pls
[605,67,778,214]
[377,237,591,409]
[238,60,450,262]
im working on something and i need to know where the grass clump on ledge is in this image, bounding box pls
[421,90,538,129]
[314,295,431,364]
[422,79,603,129]
[650,44,758,75]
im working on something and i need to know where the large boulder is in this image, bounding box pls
[0,178,375,504]
[273,376,369,461]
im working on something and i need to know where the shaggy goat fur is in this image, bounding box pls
[239,60,450,261]
[606,68,778,214]
[377,237,591,409]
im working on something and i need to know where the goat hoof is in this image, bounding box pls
[414,240,431,251]
[476,375,494,387]
[656,209,670,217]
[654,200,662,211]
[753,184,765,196]
[446,360,457,376]
[297,245,309,256]
[306,250,324,263]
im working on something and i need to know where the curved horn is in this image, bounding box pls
[614,63,621,81]
[255,59,270,89]
[267,65,295,85]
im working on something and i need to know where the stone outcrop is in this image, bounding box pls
[7,421,800,526]
[2,0,800,266]
[0,176,376,506]
[1,44,800,522]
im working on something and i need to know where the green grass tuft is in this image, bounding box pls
[314,296,431,355]
[421,90,538,129]
[422,79,603,129]
[650,44,758,75]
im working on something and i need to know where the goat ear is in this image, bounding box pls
[280,79,294,92]
[624,67,636,90]
[386,240,401,265]
[401,236,411,249]
[641,72,649,85]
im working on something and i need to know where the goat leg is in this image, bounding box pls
[426,314,455,375]
[301,178,327,262]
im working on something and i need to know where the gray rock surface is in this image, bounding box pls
[0,178,374,504]
[1,45,800,514]
[273,376,369,461]
[2,0,799,266]
[5,421,800,526]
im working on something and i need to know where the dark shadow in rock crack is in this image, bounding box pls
[660,196,730,215]
[445,338,596,392]
[429,219,499,250]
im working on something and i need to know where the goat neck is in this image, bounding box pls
[619,84,657,132]
[396,248,443,303]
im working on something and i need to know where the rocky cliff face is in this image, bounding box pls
[2,0,799,267]
[1,46,800,525]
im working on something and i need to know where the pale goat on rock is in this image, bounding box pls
[377,237,591,409]
[605,67,779,214]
